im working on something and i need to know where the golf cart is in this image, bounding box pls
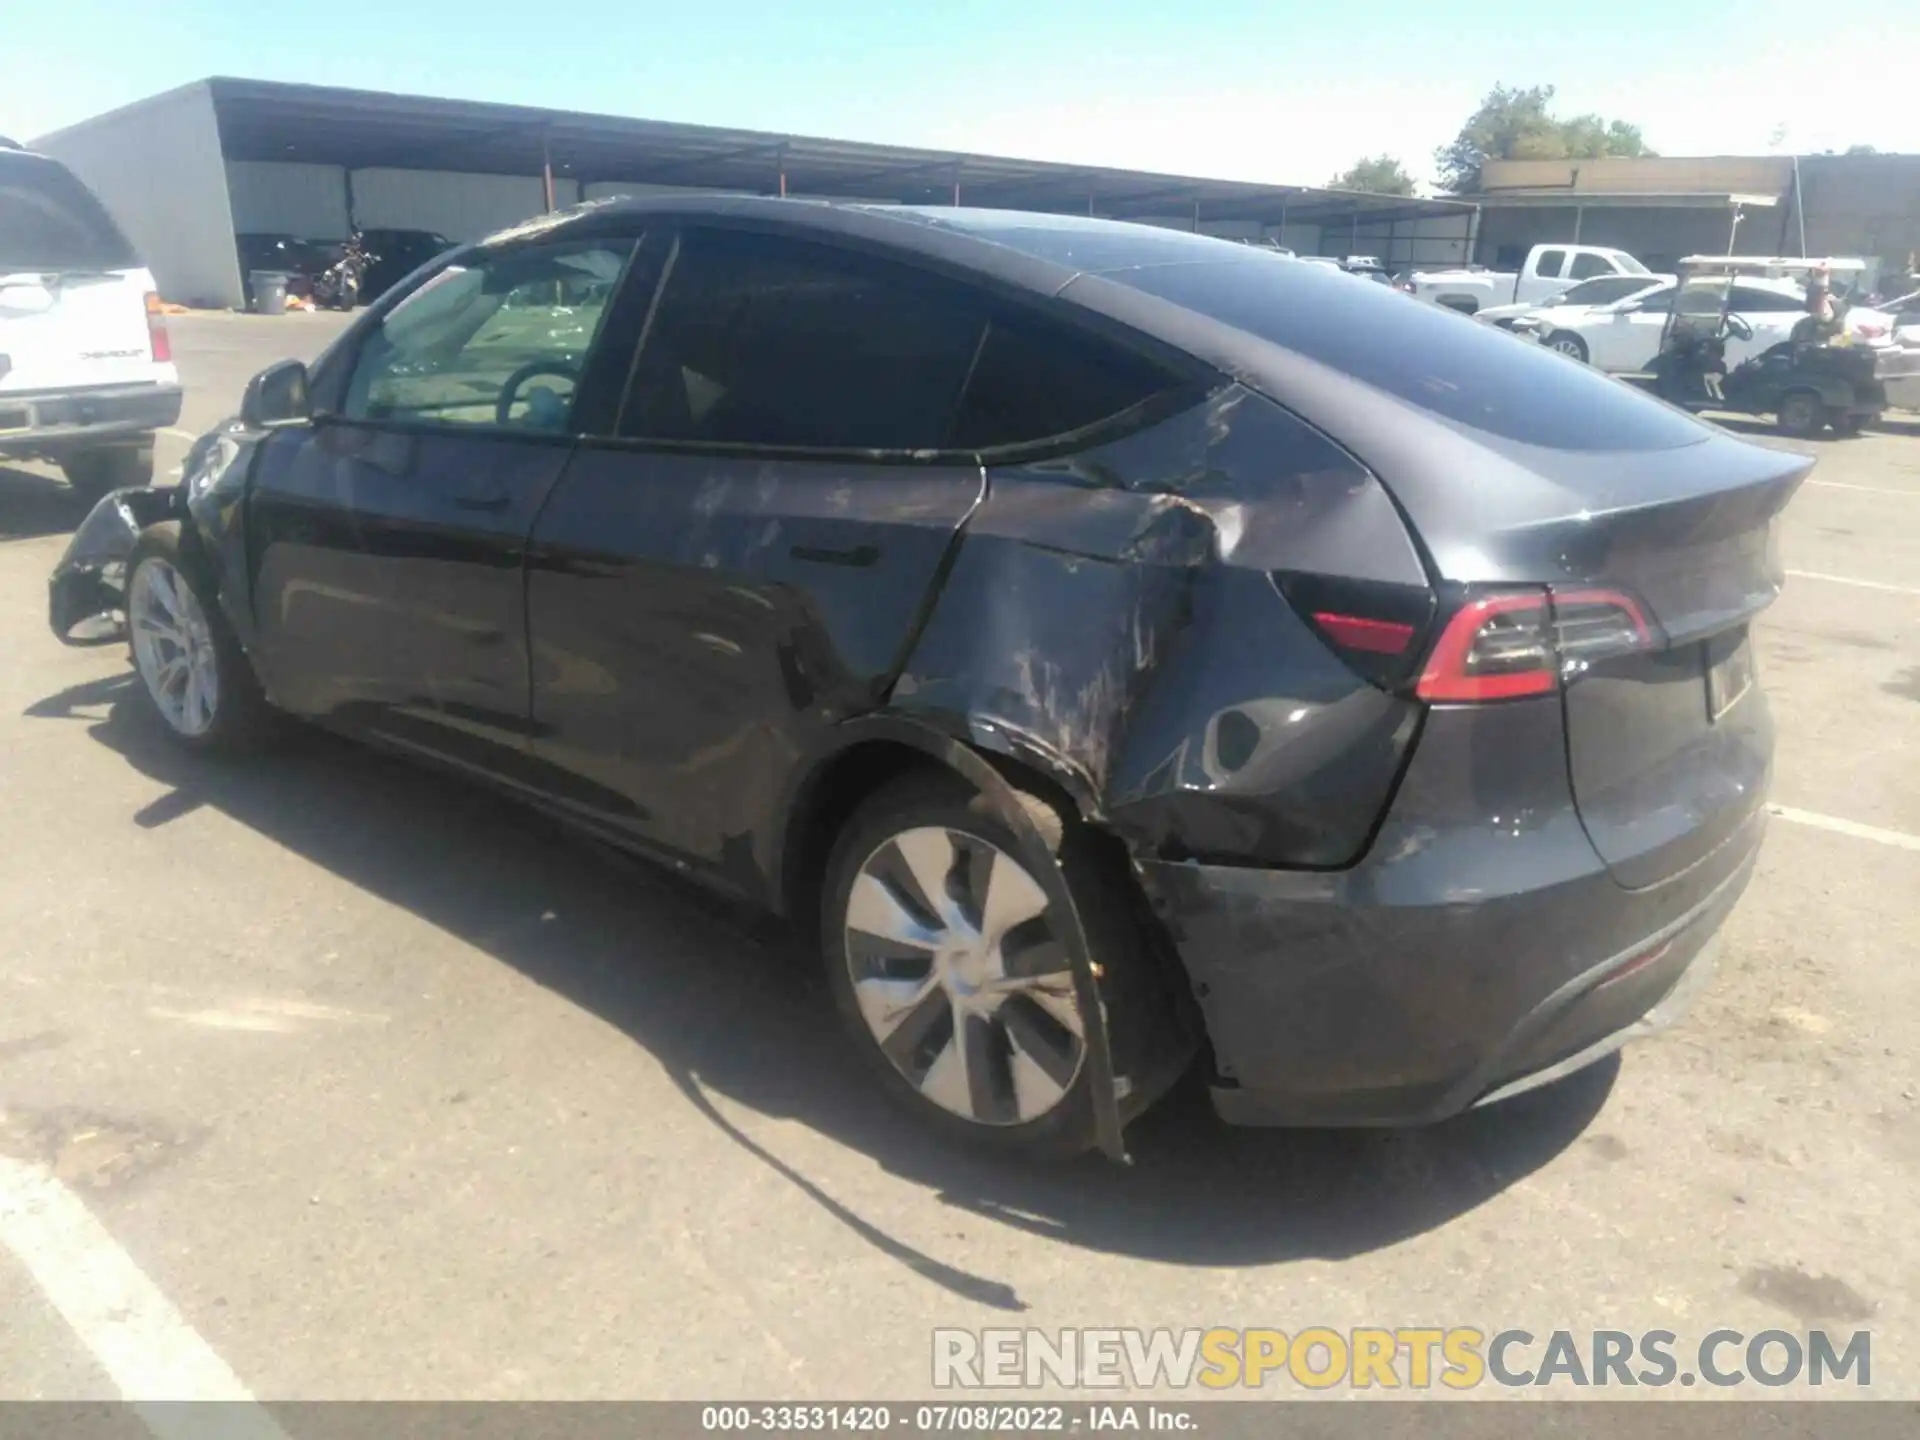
[1623,256,1892,437]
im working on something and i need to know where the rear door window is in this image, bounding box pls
[621,227,1182,455]
[0,153,138,271]
[621,228,984,452]
[1532,248,1568,279]
[1568,252,1615,280]
[951,313,1184,451]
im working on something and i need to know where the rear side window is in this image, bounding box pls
[0,153,138,271]
[1731,285,1805,313]
[1558,276,1650,306]
[951,313,1182,451]
[1107,260,1711,451]
[1532,248,1567,278]
[622,229,984,451]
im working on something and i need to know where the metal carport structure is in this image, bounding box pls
[37,78,1478,307]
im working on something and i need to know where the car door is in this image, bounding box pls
[1588,286,1673,371]
[523,222,1188,898]
[247,234,638,778]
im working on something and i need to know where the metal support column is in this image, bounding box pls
[1792,154,1807,256]
[542,134,556,212]
[1192,199,1200,234]
[1572,205,1584,243]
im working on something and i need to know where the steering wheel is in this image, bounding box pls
[495,359,581,428]
[1722,314,1755,342]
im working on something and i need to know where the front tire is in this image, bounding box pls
[61,444,153,502]
[1776,390,1823,438]
[821,774,1181,1157]
[125,524,269,753]
[1545,332,1589,363]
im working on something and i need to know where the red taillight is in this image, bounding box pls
[1312,612,1416,655]
[1415,586,1652,703]
[1417,593,1558,701]
[144,292,171,363]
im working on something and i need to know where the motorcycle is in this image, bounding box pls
[311,233,376,310]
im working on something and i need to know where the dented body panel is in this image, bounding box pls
[893,386,1426,869]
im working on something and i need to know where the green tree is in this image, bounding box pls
[1845,143,1879,155]
[1328,155,1416,196]
[1435,84,1653,192]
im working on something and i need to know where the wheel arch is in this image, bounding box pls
[773,714,1097,932]
[772,711,1131,1158]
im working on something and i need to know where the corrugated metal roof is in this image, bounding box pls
[203,77,1474,227]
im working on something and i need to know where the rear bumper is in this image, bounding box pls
[1134,696,1767,1127]
[0,383,182,454]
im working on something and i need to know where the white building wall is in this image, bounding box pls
[32,81,242,308]
[226,160,350,238]
[348,169,579,241]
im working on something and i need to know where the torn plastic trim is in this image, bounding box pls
[824,714,1128,1162]
[47,485,183,646]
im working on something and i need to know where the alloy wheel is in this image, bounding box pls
[843,826,1086,1125]
[129,559,220,737]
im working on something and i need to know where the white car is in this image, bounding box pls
[1,142,180,498]
[1477,273,1673,330]
[1529,276,1897,372]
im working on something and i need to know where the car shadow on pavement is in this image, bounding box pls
[37,675,1616,1301]
[0,463,92,542]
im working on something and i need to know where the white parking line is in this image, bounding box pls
[1770,805,1920,853]
[160,428,201,444]
[0,1155,287,1437]
[1785,569,1920,597]
[1805,481,1917,496]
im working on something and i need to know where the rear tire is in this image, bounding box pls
[61,444,153,502]
[820,773,1186,1157]
[1545,332,1589,363]
[1776,390,1823,437]
[125,523,271,754]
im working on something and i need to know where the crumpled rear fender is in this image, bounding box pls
[48,486,186,645]
[890,386,1430,871]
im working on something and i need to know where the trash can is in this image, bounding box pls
[250,271,289,315]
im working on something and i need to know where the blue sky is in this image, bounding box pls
[6,1,1911,189]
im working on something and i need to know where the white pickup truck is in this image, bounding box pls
[1410,244,1653,315]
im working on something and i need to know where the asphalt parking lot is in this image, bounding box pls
[1,313,1917,1402]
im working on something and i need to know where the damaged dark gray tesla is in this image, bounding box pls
[49,199,1814,1158]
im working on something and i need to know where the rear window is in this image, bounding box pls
[1103,260,1711,451]
[0,153,138,271]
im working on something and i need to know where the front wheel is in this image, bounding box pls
[125,524,270,752]
[1776,390,1823,438]
[61,444,153,502]
[821,774,1183,1156]
[1545,332,1589,363]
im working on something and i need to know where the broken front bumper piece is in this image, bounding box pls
[48,486,181,645]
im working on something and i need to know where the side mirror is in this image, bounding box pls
[241,360,312,428]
